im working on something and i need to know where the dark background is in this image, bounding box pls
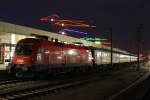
[0,0,150,55]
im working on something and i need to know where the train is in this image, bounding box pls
[6,38,137,77]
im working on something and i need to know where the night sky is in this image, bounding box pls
[0,0,150,55]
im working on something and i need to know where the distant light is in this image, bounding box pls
[50,18,54,22]
[40,16,48,21]
[63,29,88,35]
[120,55,126,58]
[74,44,80,45]
[31,36,36,38]
[94,41,101,44]
[61,32,66,35]
[80,37,108,41]
[64,41,67,44]
[61,23,65,26]
[52,39,55,42]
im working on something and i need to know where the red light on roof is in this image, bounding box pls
[40,16,49,21]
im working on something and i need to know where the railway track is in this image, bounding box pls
[0,80,24,86]
[0,76,98,100]
[0,80,62,99]
[0,66,136,100]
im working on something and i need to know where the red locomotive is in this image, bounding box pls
[7,38,93,77]
[7,37,137,77]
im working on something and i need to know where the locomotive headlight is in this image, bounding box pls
[17,59,24,64]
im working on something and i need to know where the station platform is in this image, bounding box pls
[0,64,7,70]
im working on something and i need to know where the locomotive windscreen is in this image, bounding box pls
[15,42,33,55]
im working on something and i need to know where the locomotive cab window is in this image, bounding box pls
[15,42,33,55]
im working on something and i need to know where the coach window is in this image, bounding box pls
[37,47,44,53]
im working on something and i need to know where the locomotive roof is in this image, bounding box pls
[18,38,90,50]
[17,38,134,56]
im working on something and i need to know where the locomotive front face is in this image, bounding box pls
[6,39,37,77]
[11,41,35,74]
[12,42,33,64]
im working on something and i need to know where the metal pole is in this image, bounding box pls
[110,27,113,68]
[137,24,143,71]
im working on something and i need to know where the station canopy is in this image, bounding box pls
[0,21,127,53]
